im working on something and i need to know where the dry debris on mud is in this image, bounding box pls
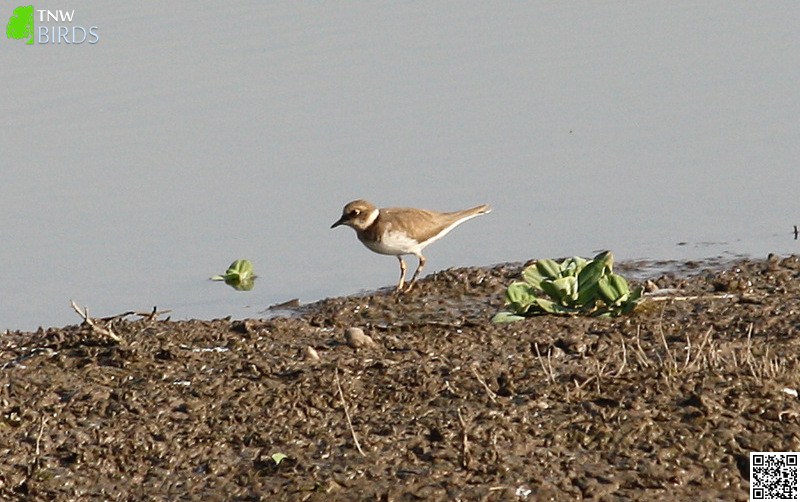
[1,255,799,501]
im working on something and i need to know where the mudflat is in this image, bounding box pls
[1,256,799,500]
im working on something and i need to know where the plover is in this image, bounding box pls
[331,199,491,292]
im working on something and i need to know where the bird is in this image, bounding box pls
[331,199,491,293]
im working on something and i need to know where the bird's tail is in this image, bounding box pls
[445,204,491,222]
[463,204,491,216]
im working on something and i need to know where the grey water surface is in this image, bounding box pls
[1,2,798,331]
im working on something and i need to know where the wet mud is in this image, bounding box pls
[1,255,799,500]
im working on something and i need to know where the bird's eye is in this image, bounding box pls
[350,209,360,217]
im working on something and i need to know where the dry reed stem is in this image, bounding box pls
[471,366,498,403]
[457,408,471,470]
[35,415,47,456]
[613,335,628,377]
[334,367,365,456]
[70,300,123,343]
[534,342,556,384]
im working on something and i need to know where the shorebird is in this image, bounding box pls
[331,199,491,293]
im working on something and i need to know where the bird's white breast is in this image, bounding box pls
[360,230,421,256]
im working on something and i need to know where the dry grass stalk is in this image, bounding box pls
[534,342,556,384]
[457,408,471,470]
[471,366,498,403]
[35,415,47,456]
[633,325,652,368]
[334,367,365,456]
[70,300,123,343]
[613,335,628,377]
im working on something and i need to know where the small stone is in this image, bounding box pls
[305,346,320,361]
[344,327,378,349]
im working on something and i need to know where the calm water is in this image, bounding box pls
[1,2,798,331]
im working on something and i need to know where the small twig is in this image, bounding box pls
[371,319,478,331]
[747,356,760,381]
[633,325,651,369]
[457,408,470,470]
[35,415,47,456]
[613,336,628,377]
[657,303,676,375]
[745,323,754,365]
[534,343,556,384]
[683,332,692,370]
[99,306,172,323]
[644,293,736,302]
[144,306,170,321]
[685,327,714,371]
[744,323,760,382]
[574,375,596,391]
[334,367,365,456]
[443,380,460,396]
[70,300,123,343]
[99,310,135,321]
[658,328,676,375]
[594,360,608,393]
[471,367,498,403]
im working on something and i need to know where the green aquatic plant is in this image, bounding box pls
[492,251,642,323]
[271,453,288,465]
[211,259,256,291]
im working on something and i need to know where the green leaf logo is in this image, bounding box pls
[7,5,34,45]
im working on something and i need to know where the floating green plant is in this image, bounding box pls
[211,259,256,291]
[492,251,642,323]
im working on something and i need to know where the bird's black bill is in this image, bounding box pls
[331,218,345,229]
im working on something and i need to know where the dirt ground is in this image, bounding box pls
[1,255,799,501]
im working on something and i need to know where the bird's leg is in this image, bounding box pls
[404,254,426,292]
[395,256,407,292]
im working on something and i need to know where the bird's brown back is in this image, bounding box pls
[370,205,490,243]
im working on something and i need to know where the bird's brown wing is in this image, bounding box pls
[381,206,488,244]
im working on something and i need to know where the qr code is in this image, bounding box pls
[751,452,799,501]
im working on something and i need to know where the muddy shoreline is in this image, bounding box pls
[1,256,799,500]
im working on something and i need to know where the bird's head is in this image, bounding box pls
[331,200,379,231]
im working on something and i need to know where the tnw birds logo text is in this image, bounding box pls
[6,5,99,45]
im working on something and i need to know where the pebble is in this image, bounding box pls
[305,346,320,361]
[344,327,378,349]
